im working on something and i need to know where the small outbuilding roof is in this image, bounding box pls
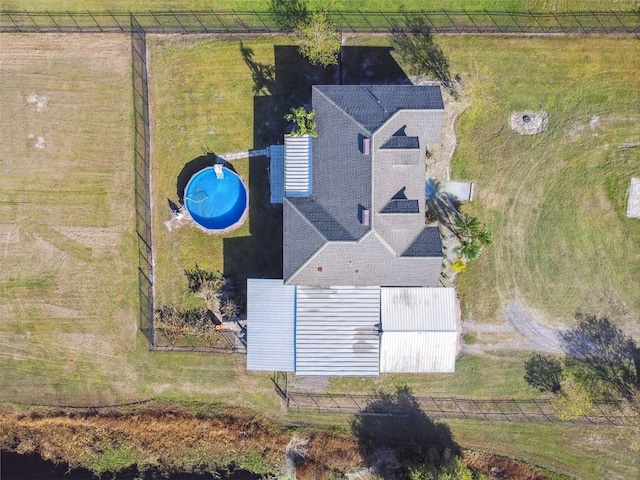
[627,178,640,218]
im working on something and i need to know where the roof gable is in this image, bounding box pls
[314,85,444,133]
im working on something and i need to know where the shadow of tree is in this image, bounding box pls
[351,386,460,479]
[425,178,461,231]
[240,41,276,95]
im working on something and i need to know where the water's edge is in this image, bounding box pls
[1,451,261,480]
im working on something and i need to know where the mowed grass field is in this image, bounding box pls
[442,37,640,336]
[0,34,277,410]
[0,34,139,405]
[3,1,638,12]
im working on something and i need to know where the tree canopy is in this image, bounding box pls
[294,12,341,67]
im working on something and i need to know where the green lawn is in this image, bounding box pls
[440,36,640,330]
[147,36,288,308]
[328,353,542,399]
[3,0,637,12]
[2,30,639,480]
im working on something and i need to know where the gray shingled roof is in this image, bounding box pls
[380,136,420,149]
[314,85,444,133]
[402,227,443,257]
[284,85,445,286]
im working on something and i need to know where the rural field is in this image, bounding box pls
[0,34,275,411]
[0,34,139,406]
[4,0,639,13]
[1,28,639,479]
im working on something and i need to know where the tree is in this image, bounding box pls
[524,353,564,393]
[551,379,593,421]
[453,214,492,262]
[560,313,640,402]
[390,14,455,95]
[184,264,237,322]
[284,106,317,137]
[269,0,308,32]
[294,12,341,67]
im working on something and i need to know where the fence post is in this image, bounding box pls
[87,11,104,32]
[170,10,187,33]
[187,11,205,32]
[442,9,458,34]
[25,11,41,32]
[529,11,547,34]
[67,10,82,31]
[485,9,504,33]
[232,9,249,32]
[46,10,61,32]
[109,10,124,32]
[464,10,482,33]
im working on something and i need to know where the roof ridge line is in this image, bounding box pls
[314,86,372,135]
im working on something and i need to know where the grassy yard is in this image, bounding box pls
[4,1,638,12]
[147,36,290,308]
[0,34,138,405]
[0,34,280,412]
[439,36,640,333]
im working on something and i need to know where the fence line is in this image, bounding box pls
[1,10,638,35]
[130,15,154,348]
[281,389,637,426]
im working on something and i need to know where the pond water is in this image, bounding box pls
[1,451,262,480]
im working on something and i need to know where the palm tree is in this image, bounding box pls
[456,240,482,261]
[284,106,317,137]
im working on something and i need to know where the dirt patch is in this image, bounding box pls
[462,299,562,354]
[463,451,550,480]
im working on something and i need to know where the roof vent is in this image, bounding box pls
[360,207,370,226]
[361,137,370,155]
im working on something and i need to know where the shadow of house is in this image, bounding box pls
[223,155,283,288]
[340,46,412,86]
[351,387,460,478]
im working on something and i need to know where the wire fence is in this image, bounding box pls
[279,389,637,426]
[153,327,244,353]
[131,15,155,348]
[1,10,638,35]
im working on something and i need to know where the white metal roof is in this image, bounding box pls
[295,286,380,376]
[246,279,295,372]
[380,331,457,373]
[381,287,457,332]
[284,134,312,197]
[269,145,284,204]
[627,177,640,218]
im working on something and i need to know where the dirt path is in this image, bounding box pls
[463,299,563,355]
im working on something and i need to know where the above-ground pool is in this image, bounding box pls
[184,166,248,232]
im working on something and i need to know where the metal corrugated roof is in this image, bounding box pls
[381,287,457,331]
[380,331,457,373]
[268,145,284,204]
[284,134,312,197]
[246,279,295,372]
[295,286,380,376]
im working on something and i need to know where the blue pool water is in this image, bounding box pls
[184,166,248,231]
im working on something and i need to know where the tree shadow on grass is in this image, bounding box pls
[351,386,460,479]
